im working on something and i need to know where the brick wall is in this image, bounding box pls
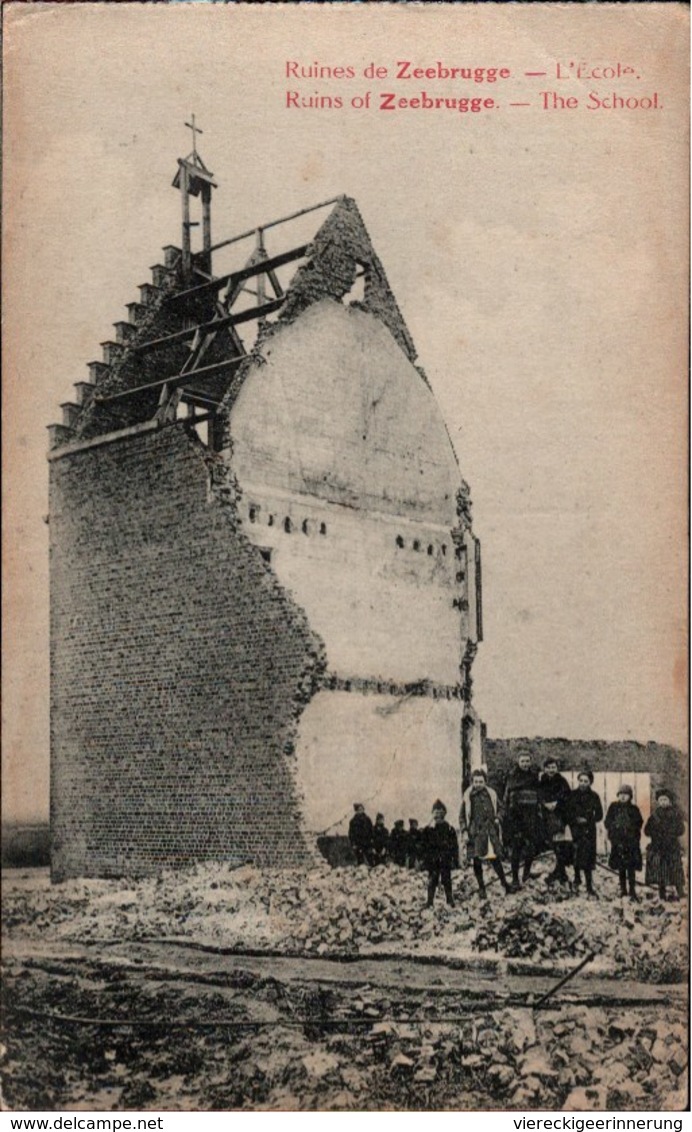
[49,424,324,880]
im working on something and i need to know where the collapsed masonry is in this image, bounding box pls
[48,143,484,880]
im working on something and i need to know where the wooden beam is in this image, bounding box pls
[207,195,344,254]
[96,356,246,403]
[134,298,284,355]
[166,244,309,306]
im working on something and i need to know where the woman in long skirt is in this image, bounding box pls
[645,790,686,901]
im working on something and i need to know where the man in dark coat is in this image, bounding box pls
[407,819,422,869]
[348,803,373,866]
[538,758,572,885]
[389,820,408,866]
[423,800,459,908]
[605,784,643,901]
[371,813,390,865]
[564,771,603,896]
[502,753,543,891]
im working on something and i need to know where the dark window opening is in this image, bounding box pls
[441,544,447,556]
[456,571,465,584]
[455,546,464,560]
[427,544,434,556]
[413,540,421,552]
[249,506,258,523]
[284,517,292,533]
[268,514,274,527]
[302,519,309,535]
[259,548,272,564]
[320,522,327,536]
[396,535,404,548]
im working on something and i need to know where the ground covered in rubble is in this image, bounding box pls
[3,859,687,983]
[2,861,688,1111]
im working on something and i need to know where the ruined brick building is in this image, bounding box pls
[48,139,483,879]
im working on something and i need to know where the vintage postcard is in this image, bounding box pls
[2,1,689,1116]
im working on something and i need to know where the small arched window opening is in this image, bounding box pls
[413,540,421,552]
[441,544,447,556]
[427,544,434,556]
[396,535,404,549]
[284,517,292,533]
[320,522,327,536]
[249,506,258,523]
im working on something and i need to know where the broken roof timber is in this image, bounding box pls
[96,355,246,404]
[168,244,310,307]
[134,298,285,355]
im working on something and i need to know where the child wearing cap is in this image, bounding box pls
[604,784,643,901]
[422,800,460,908]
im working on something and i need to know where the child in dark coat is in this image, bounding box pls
[423,800,459,908]
[645,791,686,901]
[604,784,643,901]
[564,771,603,896]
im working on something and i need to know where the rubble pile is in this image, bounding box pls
[474,904,588,962]
[2,957,687,1111]
[2,862,687,984]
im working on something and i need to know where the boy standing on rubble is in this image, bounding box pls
[460,768,510,899]
[423,800,459,908]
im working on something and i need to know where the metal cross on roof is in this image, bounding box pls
[185,114,203,159]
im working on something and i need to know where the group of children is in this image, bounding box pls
[348,758,686,909]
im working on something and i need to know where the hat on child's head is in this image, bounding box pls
[394,819,404,828]
[375,812,385,822]
[432,799,447,816]
[617,784,633,798]
[578,769,594,784]
[354,803,364,811]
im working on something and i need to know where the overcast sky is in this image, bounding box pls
[3,3,688,823]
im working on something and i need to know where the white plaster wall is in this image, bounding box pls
[294,690,464,835]
[229,299,461,525]
[230,300,468,685]
[238,487,464,684]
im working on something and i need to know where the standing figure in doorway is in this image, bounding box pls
[645,791,686,901]
[371,813,390,865]
[407,819,422,869]
[422,800,459,908]
[538,758,573,886]
[460,768,510,899]
[348,803,374,866]
[502,752,543,891]
[564,771,603,897]
[389,820,408,867]
[604,784,643,902]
